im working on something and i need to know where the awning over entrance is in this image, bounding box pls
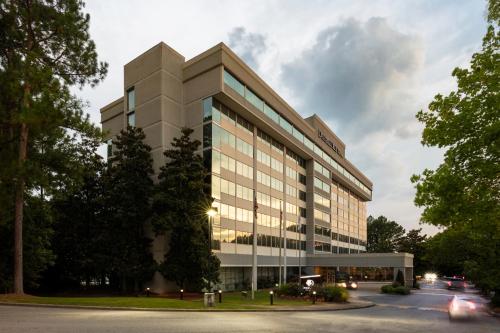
[306,252,413,268]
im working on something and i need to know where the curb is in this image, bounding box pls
[0,301,374,313]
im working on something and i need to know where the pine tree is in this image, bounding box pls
[0,0,107,294]
[152,128,220,291]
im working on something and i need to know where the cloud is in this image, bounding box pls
[281,17,424,140]
[227,27,267,70]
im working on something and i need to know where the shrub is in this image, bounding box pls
[491,291,500,307]
[381,285,394,293]
[319,284,349,302]
[381,284,411,295]
[277,283,302,297]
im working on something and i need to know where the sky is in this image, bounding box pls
[79,0,490,235]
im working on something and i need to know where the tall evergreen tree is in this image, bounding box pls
[152,128,220,291]
[45,153,109,291]
[0,0,107,294]
[104,127,156,292]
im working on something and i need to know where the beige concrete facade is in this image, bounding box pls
[100,42,392,292]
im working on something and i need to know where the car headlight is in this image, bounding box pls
[351,282,357,288]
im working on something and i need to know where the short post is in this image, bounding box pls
[312,291,317,305]
[146,287,150,297]
[180,289,184,300]
[269,290,274,305]
[218,290,222,303]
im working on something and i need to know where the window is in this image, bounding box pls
[236,184,252,202]
[237,138,253,157]
[127,112,135,127]
[279,116,293,134]
[299,173,306,185]
[314,209,330,223]
[299,190,306,202]
[286,166,297,181]
[264,104,279,123]
[257,150,271,167]
[127,88,135,112]
[270,157,283,172]
[223,70,245,96]
[236,161,253,179]
[314,193,330,208]
[314,161,330,178]
[245,88,264,111]
[314,177,330,193]
[270,176,283,192]
[106,139,113,158]
[286,184,297,198]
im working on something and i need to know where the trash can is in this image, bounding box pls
[204,292,215,307]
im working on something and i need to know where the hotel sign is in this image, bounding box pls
[318,130,340,155]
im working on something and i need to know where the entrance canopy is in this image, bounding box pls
[306,252,413,268]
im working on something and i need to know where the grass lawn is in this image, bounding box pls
[0,291,313,310]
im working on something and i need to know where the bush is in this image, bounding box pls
[381,284,411,295]
[319,284,349,302]
[277,283,302,297]
[491,291,500,307]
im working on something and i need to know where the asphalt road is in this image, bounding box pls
[0,282,498,333]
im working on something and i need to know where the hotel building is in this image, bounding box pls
[101,42,412,291]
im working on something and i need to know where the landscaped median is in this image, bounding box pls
[0,290,373,312]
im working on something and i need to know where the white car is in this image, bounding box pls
[448,295,479,320]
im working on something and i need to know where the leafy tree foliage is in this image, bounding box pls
[412,1,499,293]
[366,215,405,253]
[104,127,157,292]
[0,0,107,294]
[152,128,220,291]
[397,229,429,278]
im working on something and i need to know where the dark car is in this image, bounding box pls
[447,278,466,290]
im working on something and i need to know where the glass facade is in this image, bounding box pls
[205,76,369,257]
[223,69,371,197]
[203,97,307,256]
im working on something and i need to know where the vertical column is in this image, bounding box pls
[251,125,258,299]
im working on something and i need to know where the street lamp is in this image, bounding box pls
[206,207,218,292]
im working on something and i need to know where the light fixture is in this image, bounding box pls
[207,207,218,217]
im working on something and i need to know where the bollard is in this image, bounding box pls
[218,290,222,303]
[146,287,150,297]
[180,289,184,300]
[269,290,274,305]
[312,291,317,304]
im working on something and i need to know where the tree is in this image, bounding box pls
[152,128,220,291]
[397,229,428,280]
[0,0,107,294]
[45,153,109,291]
[423,227,471,277]
[411,0,499,293]
[103,127,156,292]
[366,215,405,253]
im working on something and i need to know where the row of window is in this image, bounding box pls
[332,232,366,246]
[223,71,371,196]
[314,208,330,223]
[315,241,331,253]
[256,149,283,172]
[256,192,281,210]
[212,175,253,201]
[314,192,330,209]
[314,225,332,238]
[257,129,283,153]
[203,98,254,135]
[314,177,331,193]
[256,170,283,192]
[205,123,254,158]
[314,161,330,179]
[210,150,254,180]
[216,202,254,223]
